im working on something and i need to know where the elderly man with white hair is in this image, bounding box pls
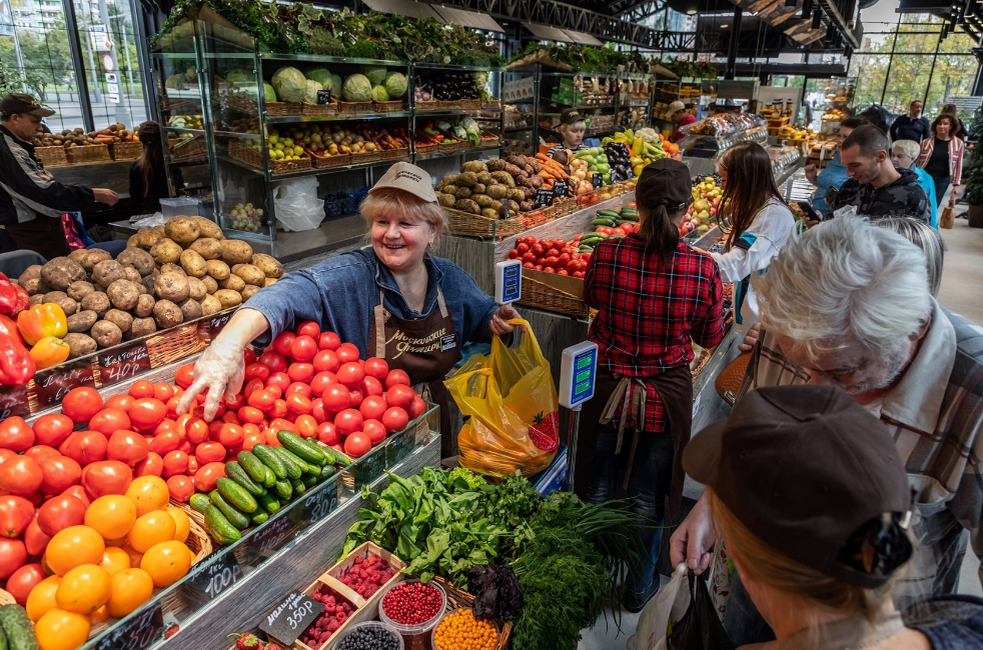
[670,216,983,644]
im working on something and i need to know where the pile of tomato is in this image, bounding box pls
[506,237,591,277]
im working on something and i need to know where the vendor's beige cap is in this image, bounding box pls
[370,161,437,203]
[666,100,685,119]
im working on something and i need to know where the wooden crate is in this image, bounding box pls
[517,268,587,317]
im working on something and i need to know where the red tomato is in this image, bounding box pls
[294,415,317,439]
[187,456,198,475]
[161,451,189,478]
[39,456,81,495]
[285,393,312,416]
[242,425,263,450]
[243,378,264,399]
[269,399,287,420]
[80,461,133,499]
[166,475,194,502]
[363,357,389,380]
[0,495,34,538]
[359,396,387,422]
[59,431,108,466]
[267,418,299,436]
[23,446,59,464]
[272,331,297,357]
[344,432,372,458]
[557,269,568,276]
[153,383,175,402]
[318,331,341,351]
[0,449,14,465]
[360,376,384,397]
[148,431,182,457]
[382,407,410,433]
[37,494,86,536]
[408,395,426,419]
[297,321,321,338]
[60,485,90,509]
[258,350,288,374]
[385,370,411,389]
[286,382,312,399]
[0,539,26,579]
[195,442,227,464]
[317,422,339,446]
[107,430,150,467]
[322,384,351,412]
[311,399,330,424]
[290,335,318,362]
[165,396,184,419]
[309,372,337,395]
[62,387,103,424]
[334,409,363,436]
[0,456,42,496]
[237,407,265,425]
[363,419,387,445]
[218,424,244,448]
[6,563,44,605]
[386,384,416,411]
[266,385,282,400]
[185,418,210,445]
[287,363,315,384]
[220,411,240,425]
[313,349,341,374]
[348,388,364,407]
[24,519,50,556]
[193,462,226,492]
[246,389,275,413]
[266,372,291,393]
[128,399,166,432]
[0,417,34,452]
[104,394,134,412]
[225,393,245,411]
[135,452,164,477]
[175,364,195,389]
[336,343,360,364]
[87,409,131,437]
[128,380,154,399]
[244,362,271,383]
[30,416,71,450]
[337,362,365,389]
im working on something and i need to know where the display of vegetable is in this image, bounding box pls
[421,71,480,101]
[270,66,307,103]
[603,129,672,176]
[0,314,35,385]
[342,74,373,102]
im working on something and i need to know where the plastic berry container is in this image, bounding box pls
[431,608,501,650]
[378,579,447,650]
[331,621,404,650]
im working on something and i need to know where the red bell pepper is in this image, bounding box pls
[17,303,67,346]
[0,273,28,317]
[0,332,35,385]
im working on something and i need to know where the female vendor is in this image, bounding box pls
[546,108,588,158]
[177,162,520,458]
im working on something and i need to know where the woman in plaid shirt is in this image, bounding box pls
[579,158,725,612]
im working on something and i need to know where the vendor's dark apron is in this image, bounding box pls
[369,287,461,458]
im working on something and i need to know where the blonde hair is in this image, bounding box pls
[360,187,447,248]
[706,487,897,623]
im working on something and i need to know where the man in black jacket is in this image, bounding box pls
[889,100,930,143]
[0,94,118,260]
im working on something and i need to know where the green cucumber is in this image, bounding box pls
[189,493,211,514]
[204,505,242,545]
[238,450,270,482]
[596,209,620,218]
[323,446,352,467]
[275,446,312,475]
[270,445,303,479]
[251,511,269,525]
[209,491,251,530]
[256,491,281,514]
[225,462,265,496]
[0,604,34,650]
[253,444,287,479]
[274,479,293,500]
[290,477,307,495]
[302,474,318,488]
[278,430,328,466]
[262,466,276,487]
[591,218,615,227]
[216,477,258,513]
[0,621,8,650]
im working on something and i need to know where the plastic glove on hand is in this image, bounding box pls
[175,337,246,421]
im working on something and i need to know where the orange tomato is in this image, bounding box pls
[126,511,176,553]
[90,605,110,625]
[120,544,143,568]
[34,608,91,650]
[166,506,190,543]
[124,476,169,517]
[26,575,61,622]
[140,540,191,588]
[45,526,105,576]
[98,547,130,577]
[55,564,111,614]
[84,495,137,540]
[106,568,154,618]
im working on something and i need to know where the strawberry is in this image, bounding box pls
[529,411,559,452]
[229,633,264,650]
[267,644,285,650]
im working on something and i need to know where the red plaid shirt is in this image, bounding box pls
[584,235,725,431]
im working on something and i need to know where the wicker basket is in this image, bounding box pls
[380,147,409,160]
[264,101,302,117]
[432,577,511,650]
[301,101,338,116]
[349,151,382,165]
[170,135,207,162]
[171,497,205,527]
[373,100,405,113]
[481,98,502,110]
[415,100,441,112]
[459,99,482,111]
[109,141,143,160]
[308,151,352,169]
[229,139,311,174]
[187,516,213,563]
[337,100,374,114]
[146,322,208,368]
[65,144,110,164]
[443,207,528,238]
[517,272,588,317]
[35,146,68,167]
[0,590,14,607]
[479,135,501,149]
[270,155,312,174]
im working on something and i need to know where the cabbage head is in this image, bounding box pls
[383,71,407,99]
[331,74,343,96]
[303,79,323,104]
[271,67,307,103]
[361,65,388,86]
[342,74,373,102]
[262,82,277,102]
[371,85,389,102]
[224,68,252,84]
[306,68,333,91]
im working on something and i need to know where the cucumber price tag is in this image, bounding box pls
[184,549,242,604]
[260,590,325,646]
[95,601,163,650]
[299,483,339,525]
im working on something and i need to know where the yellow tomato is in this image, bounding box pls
[166,506,190,543]
[26,575,61,622]
[106,568,154,618]
[99,547,130,577]
[45,526,105,576]
[140,541,191,588]
[34,609,91,650]
[90,606,110,625]
[124,477,169,517]
[126,511,176,553]
[55,564,111,614]
[84,495,137,540]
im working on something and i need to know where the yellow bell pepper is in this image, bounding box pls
[17,303,67,346]
[30,336,70,370]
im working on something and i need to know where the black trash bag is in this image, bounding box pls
[667,571,735,650]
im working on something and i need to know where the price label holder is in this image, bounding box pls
[245,514,297,562]
[534,188,554,208]
[297,482,339,526]
[495,260,522,305]
[317,89,332,104]
[184,549,242,606]
[35,358,95,409]
[200,309,235,341]
[558,341,599,491]
[553,179,569,200]
[260,590,325,646]
[0,383,30,419]
[97,341,151,388]
[592,172,604,188]
[95,601,163,650]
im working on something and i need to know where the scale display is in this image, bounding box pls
[495,259,522,304]
[559,341,598,410]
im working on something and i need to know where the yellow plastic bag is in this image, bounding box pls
[444,319,559,477]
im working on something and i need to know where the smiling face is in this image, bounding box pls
[370,210,434,274]
[935,117,952,139]
[841,144,889,186]
[776,335,914,398]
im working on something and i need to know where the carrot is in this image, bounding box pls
[535,153,551,163]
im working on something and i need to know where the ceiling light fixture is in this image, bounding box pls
[686,9,697,14]
[721,23,729,27]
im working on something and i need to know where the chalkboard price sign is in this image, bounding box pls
[260,590,325,645]
[185,549,242,604]
[95,601,163,650]
[0,383,30,420]
[35,359,94,409]
[534,188,554,208]
[552,180,569,200]
[98,342,151,387]
[301,484,338,526]
[317,89,332,105]
[592,172,604,188]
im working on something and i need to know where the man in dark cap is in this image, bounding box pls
[0,93,119,260]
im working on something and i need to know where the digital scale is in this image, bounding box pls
[558,341,599,491]
[495,259,522,305]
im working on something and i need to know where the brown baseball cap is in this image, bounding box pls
[369,161,437,203]
[634,158,693,212]
[0,94,54,118]
[683,385,913,589]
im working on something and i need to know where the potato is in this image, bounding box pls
[126,234,139,249]
[63,333,98,359]
[22,278,49,295]
[199,294,223,316]
[241,285,261,301]
[135,227,164,250]
[41,257,86,291]
[201,276,218,294]
[116,247,155,276]
[150,238,182,265]
[91,260,126,289]
[80,292,111,317]
[192,216,224,240]
[218,274,245,292]
[160,263,186,276]
[90,320,123,348]
[67,249,89,265]
[180,250,207,278]
[188,238,222,260]
[123,267,142,285]
[213,289,242,309]
[141,272,159,295]
[42,291,77,317]
[106,279,141,311]
[17,265,41,287]
[220,239,253,265]
[67,281,95,302]
[264,277,278,288]
[128,317,157,339]
[67,310,98,333]
[154,273,190,303]
[233,264,265,287]
[206,260,230,281]
[179,299,203,321]
[187,277,207,301]
[164,216,200,244]
[134,294,155,318]
[104,309,133,333]
[77,249,111,273]
[251,253,284,278]
[29,294,45,306]
[152,300,184,329]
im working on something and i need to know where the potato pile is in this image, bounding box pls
[434,157,545,218]
[15,216,284,358]
[34,123,138,148]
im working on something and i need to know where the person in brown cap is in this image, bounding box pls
[578,157,725,612]
[0,93,118,260]
[666,100,695,142]
[684,384,983,650]
[175,162,519,457]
